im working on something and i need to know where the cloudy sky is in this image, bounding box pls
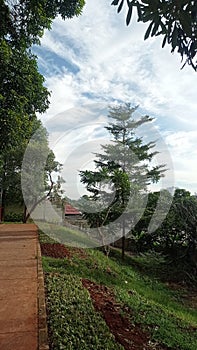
[33,0,197,199]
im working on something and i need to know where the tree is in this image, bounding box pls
[21,125,63,223]
[132,188,197,274]
[0,44,50,152]
[0,0,85,218]
[80,104,165,258]
[131,189,172,252]
[111,0,197,71]
[159,189,197,267]
[0,0,85,47]
[0,119,63,222]
[0,0,85,152]
[0,117,42,221]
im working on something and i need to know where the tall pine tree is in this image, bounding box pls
[80,103,165,258]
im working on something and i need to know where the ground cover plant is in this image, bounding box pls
[39,231,197,350]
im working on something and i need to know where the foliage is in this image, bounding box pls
[111,0,197,71]
[0,44,49,151]
[80,104,165,258]
[21,125,63,222]
[38,223,98,248]
[131,188,197,274]
[45,273,123,350]
[4,211,23,222]
[0,118,63,222]
[41,233,197,349]
[0,0,85,196]
[0,0,85,47]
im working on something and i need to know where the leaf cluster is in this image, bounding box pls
[0,0,85,47]
[80,104,165,231]
[111,0,197,71]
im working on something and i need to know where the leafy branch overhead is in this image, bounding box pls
[111,0,197,71]
[0,0,85,47]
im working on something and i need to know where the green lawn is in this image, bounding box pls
[40,231,197,350]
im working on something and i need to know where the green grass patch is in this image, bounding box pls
[41,233,197,350]
[45,273,123,350]
[38,222,98,248]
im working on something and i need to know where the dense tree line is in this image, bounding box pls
[0,0,85,220]
[132,189,197,268]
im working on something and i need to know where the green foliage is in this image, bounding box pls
[4,212,23,222]
[0,0,85,149]
[0,42,49,151]
[80,104,165,257]
[129,188,197,282]
[111,0,197,71]
[38,223,98,248]
[41,236,197,349]
[0,0,85,47]
[38,230,57,244]
[45,273,123,350]
[21,126,63,222]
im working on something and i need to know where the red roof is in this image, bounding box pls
[65,204,81,215]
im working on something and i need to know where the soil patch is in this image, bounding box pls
[40,243,87,259]
[82,278,168,350]
[41,243,71,259]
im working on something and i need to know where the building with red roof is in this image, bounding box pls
[65,203,81,218]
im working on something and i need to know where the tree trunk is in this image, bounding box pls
[23,204,28,223]
[0,189,6,222]
[122,218,126,260]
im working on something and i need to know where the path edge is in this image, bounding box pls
[37,237,49,350]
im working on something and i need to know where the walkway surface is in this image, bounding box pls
[0,224,48,350]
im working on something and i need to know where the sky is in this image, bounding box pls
[33,0,197,199]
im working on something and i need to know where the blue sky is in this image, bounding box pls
[34,0,197,199]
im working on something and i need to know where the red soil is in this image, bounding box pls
[82,279,168,350]
[40,243,87,259]
[40,243,168,350]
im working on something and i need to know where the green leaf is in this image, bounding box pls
[162,34,167,48]
[111,0,120,5]
[171,24,178,50]
[144,21,154,40]
[118,0,124,13]
[151,22,160,36]
[136,3,143,22]
[126,5,133,25]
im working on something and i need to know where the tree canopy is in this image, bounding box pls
[0,45,49,151]
[80,104,165,257]
[0,0,85,151]
[0,0,85,47]
[0,0,84,218]
[132,188,197,272]
[111,0,197,71]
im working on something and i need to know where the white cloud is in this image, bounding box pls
[34,0,197,197]
[165,131,197,193]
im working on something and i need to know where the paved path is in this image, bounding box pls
[0,224,48,350]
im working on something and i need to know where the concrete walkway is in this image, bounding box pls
[0,224,48,350]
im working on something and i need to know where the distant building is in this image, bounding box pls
[65,203,82,220]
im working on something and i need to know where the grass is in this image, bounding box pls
[38,222,99,248]
[40,231,197,350]
[45,273,123,350]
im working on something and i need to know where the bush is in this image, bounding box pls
[4,212,23,222]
